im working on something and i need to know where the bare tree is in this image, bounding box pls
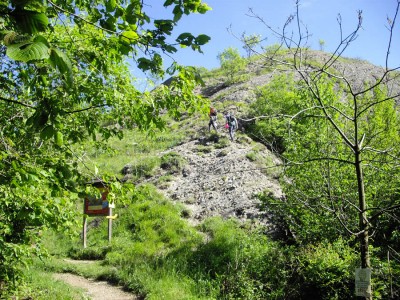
[241,1,400,299]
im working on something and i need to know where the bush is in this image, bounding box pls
[69,245,111,260]
[246,151,257,162]
[191,217,290,299]
[155,175,174,189]
[195,145,213,153]
[294,238,357,300]
[214,137,230,149]
[160,152,187,174]
[131,157,159,178]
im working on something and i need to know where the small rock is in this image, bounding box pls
[121,164,133,175]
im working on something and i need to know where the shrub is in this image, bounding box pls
[195,145,213,153]
[155,175,174,189]
[69,245,111,260]
[214,137,230,149]
[246,151,257,162]
[294,238,357,300]
[122,156,159,181]
[160,152,187,174]
[191,217,290,299]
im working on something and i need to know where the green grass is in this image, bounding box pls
[79,126,188,178]
[160,152,187,174]
[154,174,175,189]
[11,264,87,300]
[24,182,366,300]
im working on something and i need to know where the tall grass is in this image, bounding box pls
[30,181,363,299]
[9,264,86,300]
[79,125,188,178]
[39,196,389,300]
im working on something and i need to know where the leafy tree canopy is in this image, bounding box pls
[0,0,211,292]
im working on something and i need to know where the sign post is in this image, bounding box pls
[82,179,117,248]
[107,203,116,243]
[355,268,372,298]
[83,214,87,248]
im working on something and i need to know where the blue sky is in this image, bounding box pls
[146,0,400,71]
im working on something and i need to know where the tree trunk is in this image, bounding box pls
[355,149,372,300]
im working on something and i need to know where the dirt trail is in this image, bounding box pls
[53,273,137,300]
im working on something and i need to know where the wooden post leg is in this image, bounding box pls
[108,207,112,244]
[83,215,87,248]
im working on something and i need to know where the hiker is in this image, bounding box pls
[224,112,238,141]
[208,107,218,132]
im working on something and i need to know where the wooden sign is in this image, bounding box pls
[84,187,110,216]
[82,179,118,248]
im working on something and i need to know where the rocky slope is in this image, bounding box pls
[156,134,283,228]
[126,50,399,230]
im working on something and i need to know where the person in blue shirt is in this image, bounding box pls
[224,112,238,141]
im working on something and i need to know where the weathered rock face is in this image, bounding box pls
[153,135,283,228]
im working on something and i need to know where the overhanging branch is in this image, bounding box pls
[63,104,107,114]
[0,96,35,109]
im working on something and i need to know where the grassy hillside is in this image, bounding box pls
[12,50,400,300]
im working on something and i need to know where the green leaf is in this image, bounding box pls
[40,125,54,140]
[6,40,50,62]
[55,131,63,147]
[154,19,174,34]
[49,48,73,86]
[100,16,117,31]
[126,3,139,24]
[120,31,139,44]
[172,5,182,22]
[25,114,36,127]
[11,160,19,170]
[163,0,174,6]
[105,0,117,12]
[164,45,177,53]
[195,34,210,45]
[13,10,49,34]
[33,35,50,46]
[137,54,163,74]
[197,3,211,14]
[166,63,177,75]
[176,32,194,46]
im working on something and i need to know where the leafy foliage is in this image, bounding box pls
[0,0,212,293]
[248,74,302,153]
[217,47,247,84]
[248,2,400,285]
[252,73,400,246]
[241,33,261,58]
[34,186,363,300]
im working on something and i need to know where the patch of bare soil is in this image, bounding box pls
[62,258,98,264]
[53,273,137,300]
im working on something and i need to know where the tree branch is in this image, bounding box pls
[385,0,400,69]
[0,96,35,109]
[63,104,107,114]
[48,0,117,35]
[369,204,400,222]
